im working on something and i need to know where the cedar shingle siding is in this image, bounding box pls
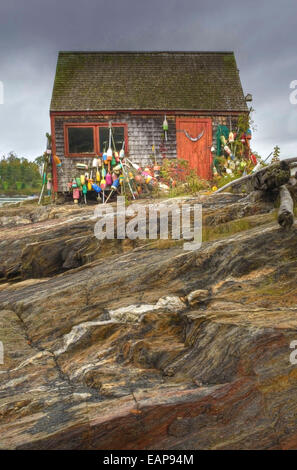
[51,51,248,112]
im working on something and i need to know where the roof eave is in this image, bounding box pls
[50,107,249,114]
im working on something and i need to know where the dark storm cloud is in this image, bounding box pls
[0,0,297,159]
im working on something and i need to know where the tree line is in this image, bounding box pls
[0,152,42,194]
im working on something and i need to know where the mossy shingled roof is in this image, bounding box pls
[50,51,248,112]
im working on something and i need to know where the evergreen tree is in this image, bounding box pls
[271,146,281,163]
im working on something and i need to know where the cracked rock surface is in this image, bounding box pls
[0,193,297,449]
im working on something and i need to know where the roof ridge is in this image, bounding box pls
[58,50,235,55]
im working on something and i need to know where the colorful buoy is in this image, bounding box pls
[163,115,168,141]
[106,172,112,186]
[111,179,120,190]
[92,184,102,193]
[107,147,113,161]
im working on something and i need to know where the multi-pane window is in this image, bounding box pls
[65,124,126,156]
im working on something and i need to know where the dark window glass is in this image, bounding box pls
[99,127,125,153]
[99,127,109,153]
[68,127,94,154]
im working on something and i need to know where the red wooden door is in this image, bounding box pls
[176,117,212,180]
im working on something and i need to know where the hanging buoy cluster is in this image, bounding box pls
[66,125,161,204]
[38,134,56,204]
[214,123,257,183]
[68,157,160,204]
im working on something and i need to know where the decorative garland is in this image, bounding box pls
[183,129,204,142]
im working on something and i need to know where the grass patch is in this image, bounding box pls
[202,212,276,242]
[144,239,184,250]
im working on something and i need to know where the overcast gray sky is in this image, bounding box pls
[0,0,296,161]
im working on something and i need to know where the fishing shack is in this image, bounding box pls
[50,51,249,195]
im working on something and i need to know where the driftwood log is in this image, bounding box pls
[278,185,294,229]
[214,158,296,229]
[215,157,297,194]
[250,161,290,191]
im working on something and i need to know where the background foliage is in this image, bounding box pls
[0,152,42,194]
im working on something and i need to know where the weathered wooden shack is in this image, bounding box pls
[50,51,248,192]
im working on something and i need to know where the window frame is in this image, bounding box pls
[64,122,128,157]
